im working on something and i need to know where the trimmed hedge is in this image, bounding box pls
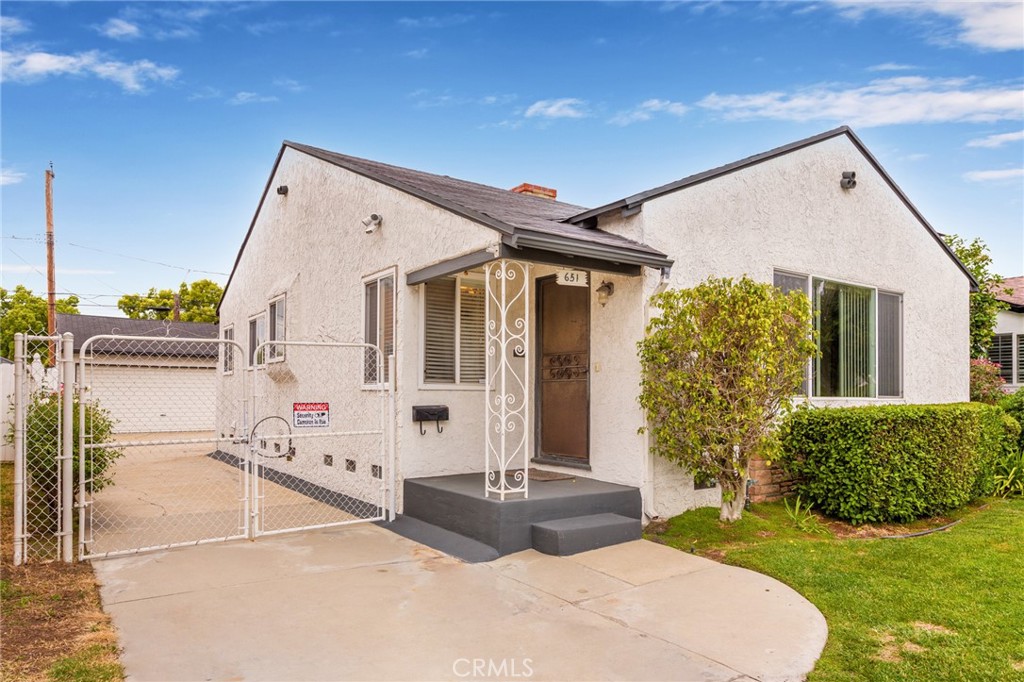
[778,403,1019,524]
[998,390,1024,451]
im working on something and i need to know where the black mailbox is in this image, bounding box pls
[413,405,449,434]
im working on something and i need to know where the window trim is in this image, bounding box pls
[222,325,235,375]
[248,312,267,369]
[419,273,487,391]
[268,295,286,364]
[361,267,397,388]
[773,269,904,400]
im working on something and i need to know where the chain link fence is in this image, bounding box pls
[251,341,392,536]
[78,335,248,559]
[11,333,69,564]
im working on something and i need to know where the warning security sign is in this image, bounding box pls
[293,402,330,428]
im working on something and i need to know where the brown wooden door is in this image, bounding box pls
[537,277,589,462]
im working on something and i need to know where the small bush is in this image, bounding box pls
[6,392,122,529]
[778,403,1016,524]
[998,390,1024,451]
[970,359,1005,404]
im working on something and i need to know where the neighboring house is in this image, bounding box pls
[990,276,1024,392]
[1,357,13,462]
[56,314,219,433]
[218,125,974,522]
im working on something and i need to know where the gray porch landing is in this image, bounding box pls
[392,472,642,561]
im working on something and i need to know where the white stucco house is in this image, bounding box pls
[217,125,974,539]
[990,276,1024,392]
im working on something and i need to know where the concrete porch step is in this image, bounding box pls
[531,513,642,556]
[379,515,499,563]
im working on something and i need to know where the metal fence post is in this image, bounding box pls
[13,333,25,566]
[387,354,396,522]
[60,333,74,562]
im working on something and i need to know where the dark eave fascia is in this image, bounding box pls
[566,125,979,292]
[283,141,518,237]
[504,229,673,270]
[406,248,497,286]
[217,144,287,315]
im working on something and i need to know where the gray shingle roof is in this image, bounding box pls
[56,314,219,356]
[284,142,671,261]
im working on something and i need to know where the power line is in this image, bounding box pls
[67,242,228,276]
[3,235,228,277]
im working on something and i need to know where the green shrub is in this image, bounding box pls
[778,403,1016,524]
[6,391,122,529]
[998,390,1024,451]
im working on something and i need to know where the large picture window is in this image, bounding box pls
[774,270,902,398]
[423,276,485,385]
[364,273,395,384]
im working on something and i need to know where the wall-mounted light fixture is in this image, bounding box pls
[362,213,383,234]
[596,281,615,307]
[840,171,857,190]
[276,185,289,196]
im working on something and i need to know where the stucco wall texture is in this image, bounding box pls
[221,133,970,520]
[599,134,970,517]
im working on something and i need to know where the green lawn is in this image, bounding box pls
[649,498,1024,682]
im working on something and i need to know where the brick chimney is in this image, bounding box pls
[511,182,557,200]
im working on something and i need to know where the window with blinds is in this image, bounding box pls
[773,270,810,395]
[988,334,1014,382]
[423,276,486,385]
[1018,336,1024,384]
[877,292,902,397]
[813,278,876,398]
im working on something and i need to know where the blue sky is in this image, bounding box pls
[2,1,1022,315]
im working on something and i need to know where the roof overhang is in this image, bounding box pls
[405,239,668,286]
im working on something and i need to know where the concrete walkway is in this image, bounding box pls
[94,525,827,682]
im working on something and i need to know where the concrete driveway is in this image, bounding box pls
[94,525,827,682]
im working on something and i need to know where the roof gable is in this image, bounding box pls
[568,126,978,290]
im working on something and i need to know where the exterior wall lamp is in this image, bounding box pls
[596,281,615,307]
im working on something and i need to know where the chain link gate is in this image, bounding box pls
[77,335,249,560]
[250,341,395,536]
[11,333,74,564]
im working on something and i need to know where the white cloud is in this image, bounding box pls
[831,1,1024,51]
[963,168,1024,182]
[0,168,26,185]
[525,98,589,119]
[273,78,306,93]
[98,18,142,40]
[966,130,1024,148]
[609,98,688,126]
[0,16,29,35]
[398,14,473,29]
[187,86,222,101]
[229,91,278,105]
[698,76,1024,127]
[404,48,429,59]
[0,49,178,92]
[867,62,918,72]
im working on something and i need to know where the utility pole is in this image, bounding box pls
[45,164,57,366]
[173,292,181,321]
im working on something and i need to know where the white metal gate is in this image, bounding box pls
[12,333,394,563]
[250,341,395,536]
[10,333,73,564]
[77,334,249,560]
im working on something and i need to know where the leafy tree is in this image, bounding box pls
[117,279,223,323]
[638,276,817,522]
[943,234,1009,358]
[0,285,80,361]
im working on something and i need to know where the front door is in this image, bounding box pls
[537,276,590,463]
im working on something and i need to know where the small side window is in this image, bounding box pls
[269,296,286,362]
[222,326,234,374]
